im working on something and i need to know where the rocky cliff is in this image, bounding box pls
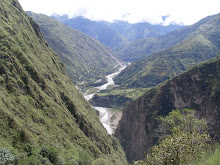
[115,55,220,162]
[90,94,132,109]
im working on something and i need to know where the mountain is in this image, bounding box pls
[114,13,220,88]
[27,12,120,86]
[114,13,220,62]
[115,55,220,162]
[51,15,130,49]
[0,0,127,164]
[108,20,184,42]
[51,15,183,50]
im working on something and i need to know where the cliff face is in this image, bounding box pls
[90,94,132,109]
[115,55,220,162]
[0,0,127,164]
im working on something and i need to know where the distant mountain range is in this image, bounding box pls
[51,15,184,49]
[27,12,120,86]
[114,14,219,62]
[107,20,183,42]
[114,13,220,88]
[51,15,129,49]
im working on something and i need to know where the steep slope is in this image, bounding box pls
[115,55,220,162]
[114,13,220,62]
[0,0,127,164]
[115,13,220,88]
[27,12,119,85]
[109,20,183,42]
[51,15,129,49]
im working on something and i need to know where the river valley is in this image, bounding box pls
[83,65,126,134]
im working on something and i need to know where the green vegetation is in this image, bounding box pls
[0,0,127,164]
[109,21,183,42]
[51,15,129,49]
[97,88,147,99]
[0,148,16,164]
[90,88,147,109]
[115,13,220,88]
[52,15,183,49]
[189,146,220,165]
[134,109,212,165]
[114,13,220,62]
[115,55,220,162]
[27,12,119,86]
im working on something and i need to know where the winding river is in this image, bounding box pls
[84,65,126,134]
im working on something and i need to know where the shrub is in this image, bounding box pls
[134,109,212,165]
[40,146,59,164]
[0,148,15,165]
[91,158,108,165]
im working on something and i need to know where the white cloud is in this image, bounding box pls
[18,0,220,25]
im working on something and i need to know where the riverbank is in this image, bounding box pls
[83,65,126,134]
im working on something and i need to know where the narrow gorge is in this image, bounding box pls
[83,65,126,134]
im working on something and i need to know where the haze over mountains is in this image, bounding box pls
[115,13,220,88]
[114,13,220,62]
[107,20,183,42]
[51,15,129,49]
[51,15,184,49]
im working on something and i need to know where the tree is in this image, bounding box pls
[134,109,211,165]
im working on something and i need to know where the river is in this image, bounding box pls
[84,65,126,134]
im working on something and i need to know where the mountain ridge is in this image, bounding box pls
[51,15,184,50]
[51,15,130,49]
[114,13,220,88]
[0,0,127,164]
[27,11,120,86]
[114,13,220,62]
[108,20,184,42]
[115,55,220,162]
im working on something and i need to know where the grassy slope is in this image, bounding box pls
[189,146,220,165]
[114,13,220,88]
[0,0,127,164]
[114,13,219,62]
[27,12,119,85]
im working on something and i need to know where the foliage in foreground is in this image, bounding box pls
[189,146,220,165]
[0,148,15,165]
[133,109,212,165]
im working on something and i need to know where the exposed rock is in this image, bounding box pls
[115,55,220,162]
[90,94,132,109]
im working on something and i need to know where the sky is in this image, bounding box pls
[18,0,220,25]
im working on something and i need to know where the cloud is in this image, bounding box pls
[19,0,220,25]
